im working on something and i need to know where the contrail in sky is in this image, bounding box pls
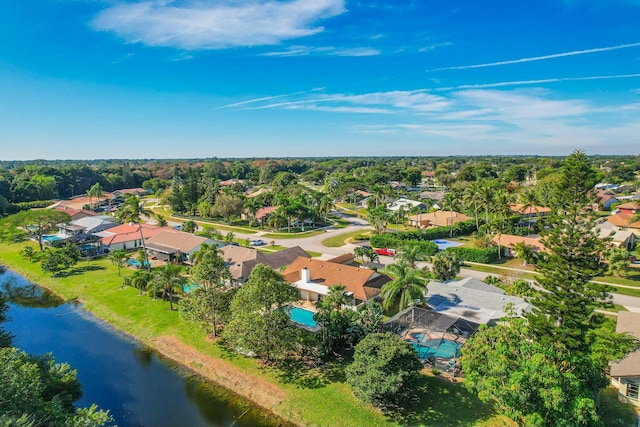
[428,42,640,72]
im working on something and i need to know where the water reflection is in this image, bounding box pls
[0,269,290,427]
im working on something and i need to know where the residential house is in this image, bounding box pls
[607,213,640,231]
[616,202,640,216]
[112,188,149,198]
[53,206,97,221]
[611,312,640,406]
[220,178,245,187]
[242,206,277,224]
[598,216,639,250]
[387,198,427,212]
[97,223,167,252]
[418,191,445,204]
[425,279,532,326]
[491,234,546,258]
[595,189,620,211]
[220,245,310,282]
[407,210,470,228]
[53,215,118,244]
[245,187,271,198]
[509,204,552,218]
[54,194,112,211]
[144,230,214,264]
[282,257,390,308]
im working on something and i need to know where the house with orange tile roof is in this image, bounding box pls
[509,204,552,218]
[616,202,640,215]
[491,234,547,258]
[282,257,390,308]
[97,223,167,251]
[53,206,97,221]
[407,210,470,228]
[607,213,640,230]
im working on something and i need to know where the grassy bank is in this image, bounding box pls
[0,242,508,427]
[322,230,373,248]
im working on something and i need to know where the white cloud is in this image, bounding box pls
[92,0,346,50]
[260,45,379,57]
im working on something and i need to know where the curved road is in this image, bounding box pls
[154,206,640,311]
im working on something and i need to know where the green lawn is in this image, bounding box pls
[1,241,634,427]
[0,241,512,427]
[262,229,327,239]
[322,230,373,248]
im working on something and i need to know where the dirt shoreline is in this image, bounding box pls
[153,335,288,410]
[0,262,300,427]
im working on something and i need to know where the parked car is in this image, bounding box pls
[375,248,396,257]
[250,239,265,246]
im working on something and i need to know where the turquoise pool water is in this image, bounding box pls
[408,337,461,359]
[431,239,463,250]
[288,307,317,328]
[183,283,201,293]
[127,259,152,268]
[42,235,62,242]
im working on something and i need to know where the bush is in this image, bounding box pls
[346,333,422,407]
[445,246,499,263]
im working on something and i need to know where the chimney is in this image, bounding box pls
[301,267,310,283]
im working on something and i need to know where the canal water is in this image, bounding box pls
[0,268,287,427]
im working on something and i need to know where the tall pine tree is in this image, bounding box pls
[527,150,609,355]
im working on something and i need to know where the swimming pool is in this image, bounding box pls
[183,283,201,293]
[127,259,152,268]
[431,239,463,250]
[288,306,318,328]
[407,337,461,359]
[42,235,62,242]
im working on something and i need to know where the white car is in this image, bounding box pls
[250,239,265,246]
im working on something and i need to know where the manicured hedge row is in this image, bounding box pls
[369,234,439,256]
[444,246,499,263]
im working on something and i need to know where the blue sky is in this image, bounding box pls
[1,0,640,159]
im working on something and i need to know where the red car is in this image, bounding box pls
[375,248,396,257]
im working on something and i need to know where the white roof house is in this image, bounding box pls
[425,279,531,326]
[387,198,426,212]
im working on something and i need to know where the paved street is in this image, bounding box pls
[154,205,640,312]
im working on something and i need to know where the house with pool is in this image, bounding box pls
[97,223,167,252]
[220,245,310,283]
[425,278,532,326]
[282,257,390,310]
[144,230,214,265]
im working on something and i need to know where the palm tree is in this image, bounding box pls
[397,244,430,269]
[380,261,425,311]
[364,248,379,268]
[155,214,168,227]
[477,182,495,226]
[491,190,513,259]
[182,220,198,234]
[323,284,350,311]
[512,241,535,266]
[131,269,152,295]
[191,243,221,266]
[354,247,367,264]
[441,191,460,237]
[152,264,187,310]
[109,249,128,277]
[86,182,103,210]
[463,182,482,231]
[117,196,152,271]
[519,189,539,234]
